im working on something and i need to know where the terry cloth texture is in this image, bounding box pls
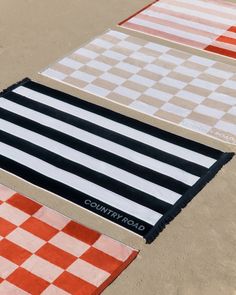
[119,0,236,59]
[41,30,236,145]
[0,79,234,243]
[0,184,138,295]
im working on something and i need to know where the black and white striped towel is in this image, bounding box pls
[0,79,233,242]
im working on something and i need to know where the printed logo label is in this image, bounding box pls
[84,199,146,231]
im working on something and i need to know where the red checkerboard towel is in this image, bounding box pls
[0,184,138,295]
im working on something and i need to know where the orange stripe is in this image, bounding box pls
[228,26,236,33]
[205,45,236,59]
[217,35,236,45]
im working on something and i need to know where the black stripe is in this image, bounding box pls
[0,156,152,236]
[3,91,208,177]
[25,80,223,159]
[0,130,172,214]
[0,108,191,195]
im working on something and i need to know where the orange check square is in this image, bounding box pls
[36,243,77,269]
[54,271,96,295]
[62,221,100,245]
[7,267,49,295]
[0,239,31,265]
[20,216,58,241]
[80,247,122,273]
[7,193,42,215]
[0,217,17,237]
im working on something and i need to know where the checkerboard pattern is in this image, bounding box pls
[119,0,236,59]
[41,30,236,145]
[0,184,138,294]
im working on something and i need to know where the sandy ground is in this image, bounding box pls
[0,1,236,294]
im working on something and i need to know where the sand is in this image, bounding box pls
[0,0,236,294]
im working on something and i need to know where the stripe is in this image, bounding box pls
[0,156,153,236]
[156,1,235,26]
[122,22,206,49]
[176,0,236,17]
[142,8,223,36]
[120,0,236,60]
[0,109,194,194]
[7,86,217,169]
[140,11,217,38]
[223,30,236,39]
[0,120,183,200]
[24,80,222,161]
[0,97,203,186]
[216,35,236,46]
[228,26,236,33]
[0,79,233,241]
[149,5,229,31]
[210,40,236,53]
[0,130,173,213]
[128,16,212,45]
[0,142,161,225]
[205,45,236,59]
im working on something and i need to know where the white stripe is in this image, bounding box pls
[129,17,212,44]
[12,86,216,167]
[0,143,161,225]
[142,9,225,35]
[176,0,236,17]
[1,99,200,185]
[156,2,235,26]
[211,40,236,53]
[1,120,183,204]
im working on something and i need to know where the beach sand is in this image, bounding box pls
[0,1,236,294]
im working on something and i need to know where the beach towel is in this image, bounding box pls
[0,184,137,294]
[119,0,236,59]
[41,30,236,144]
[0,79,233,242]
